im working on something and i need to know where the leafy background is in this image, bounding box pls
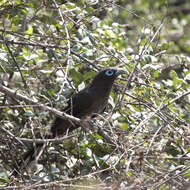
[0,0,190,189]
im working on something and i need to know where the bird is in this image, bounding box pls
[11,67,125,177]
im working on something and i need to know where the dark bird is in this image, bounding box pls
[11,67,125,177]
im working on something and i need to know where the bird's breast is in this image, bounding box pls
[86,90,109,116]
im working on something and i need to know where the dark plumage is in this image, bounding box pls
[11,67,125,176]
[51,67,125,136]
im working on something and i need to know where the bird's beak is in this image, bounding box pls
[115,68,127,76]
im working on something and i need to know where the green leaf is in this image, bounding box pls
[161,43,169,50]
[25,26,33,34]
[69,68,84,86]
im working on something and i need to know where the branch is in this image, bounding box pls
[0,39,99,69]
[0,126,76,143]
[0,83,80,123]
[0,84,119,148]
[161,89,190,110]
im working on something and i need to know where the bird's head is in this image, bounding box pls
[90,67,126,89]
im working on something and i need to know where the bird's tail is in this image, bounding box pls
[10,134,51,177]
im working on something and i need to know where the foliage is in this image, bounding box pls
[0,0,190,189]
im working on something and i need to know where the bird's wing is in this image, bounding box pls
[63,88,94,117]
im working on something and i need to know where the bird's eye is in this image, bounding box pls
[105,69,115,76]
